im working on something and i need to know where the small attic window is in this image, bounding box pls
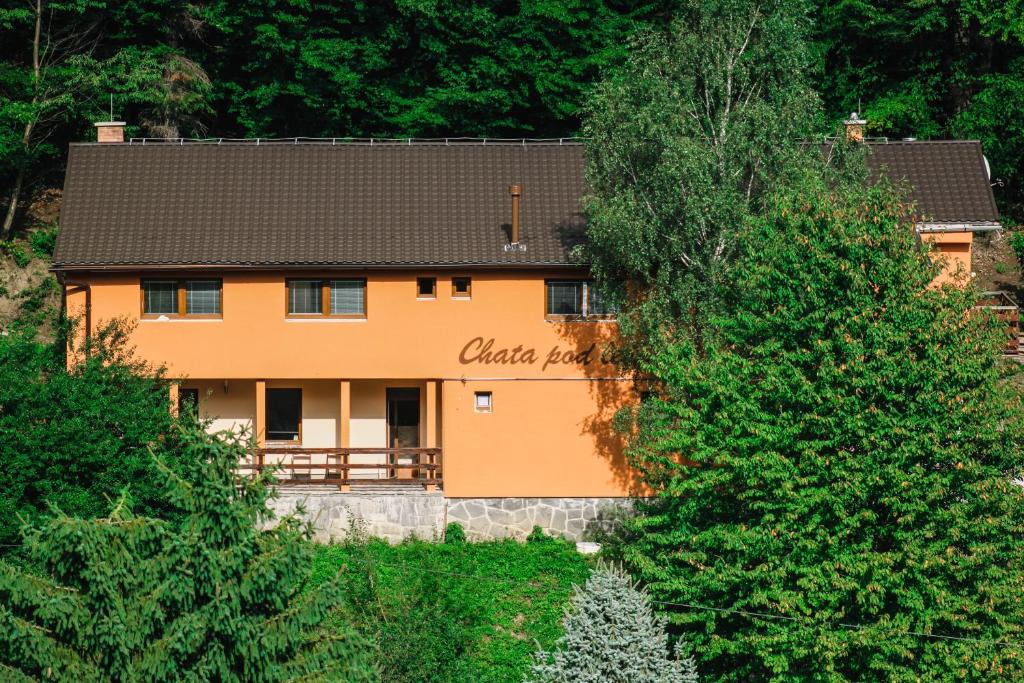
[474,391,492,413]
[417,277,436,298]
[452,277,472,298]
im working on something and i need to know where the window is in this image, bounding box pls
[178,387,199,414]
[587,283,617,316]
[288,280,322,314]
[142,279,221,317]
[546,281,582,316]
[143,281,178,315]
[267,388,302,442]
[186,281,221,315]
[545,280,617,320]
[286,279,367,317]
[330,280,366,315]
[452,277,472,298]
[474,391,492,413]
[417,277,436,298]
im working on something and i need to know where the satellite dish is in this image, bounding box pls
[984,155,992,180]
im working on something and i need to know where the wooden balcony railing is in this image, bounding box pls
[975,291,1021,355]
[239,447,442,489]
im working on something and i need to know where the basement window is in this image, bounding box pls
[452,277,472,298]
[474,391,493,413]
[417,277,437,299]
[142,279,222,318]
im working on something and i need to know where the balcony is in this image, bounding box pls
[240,446,442,491]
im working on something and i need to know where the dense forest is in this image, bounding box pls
[1,0,1023,237]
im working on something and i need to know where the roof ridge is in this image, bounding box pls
[70,137,587,147]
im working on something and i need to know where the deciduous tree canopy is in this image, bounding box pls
[620,176,1024,681]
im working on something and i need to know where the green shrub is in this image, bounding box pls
[1010,230,1024,265]
[527,564,698,683]
[444,522,466,543]
[311,537,590,683]
[28,225,58,258]
[526,525,553,543]
[17,277,58,323]
[0,425,378,681]
[0,320,191,547]
[2,242,30,268]
[996,261,1008,273]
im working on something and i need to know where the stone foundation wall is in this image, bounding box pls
[446,497,633,541]
[267,487,447,543]
[266,488,633,543]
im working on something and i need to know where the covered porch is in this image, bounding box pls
[176,378,443,490]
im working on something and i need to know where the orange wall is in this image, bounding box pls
[442,378,639,497]
[65,269,636,497]
[66,270,621,381]
[924,231,973,287]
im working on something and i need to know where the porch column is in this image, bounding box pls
[425,380,438,491]
[169,384,180,417]
[255,380,266,447]
[338,380,351,492]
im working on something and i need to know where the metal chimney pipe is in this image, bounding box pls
[508,184,522,244]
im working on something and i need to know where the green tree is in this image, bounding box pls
[621,178,1024,680]
[0,0,213,238]
[198,0,674,139]
[0,422,378,681]
[582,0,820,358]
[813,0,1024,216]
[0,320,186,547]
[526,564,698,683]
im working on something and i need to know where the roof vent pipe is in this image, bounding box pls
[508,184,522,245]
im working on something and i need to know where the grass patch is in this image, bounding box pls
[310,535,590,683]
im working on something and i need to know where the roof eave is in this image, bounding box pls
[50,261,586,273]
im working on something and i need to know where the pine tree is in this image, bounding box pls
[0,423,378,682]
[526,564,698,683]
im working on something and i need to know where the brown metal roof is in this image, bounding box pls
[860,141,999,224]
[54,141,587,270]
[54,138,999,270]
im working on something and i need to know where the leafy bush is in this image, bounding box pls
[0,424,377,681]
[444,522,466,543]
[527,564,698,683]
[16,276,58,325]
[622,180,1024,680]
[311,537,590,683]
[2,241,30,267]
[1009,230,1024,265]
[28,225,58,258]
[0,320,190,547]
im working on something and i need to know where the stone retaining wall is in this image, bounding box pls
[267,487,447,544]
[266,487,633,543]
[446,497,634,541]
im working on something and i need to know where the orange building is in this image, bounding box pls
[54,123,1001,540]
